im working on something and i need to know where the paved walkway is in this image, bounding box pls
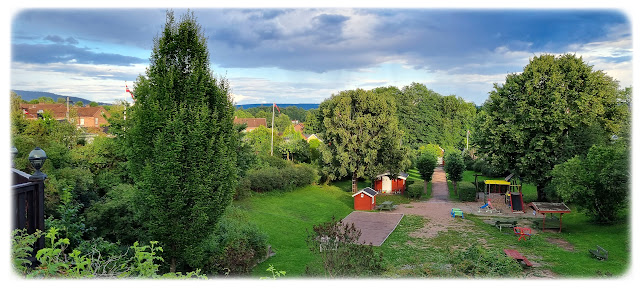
[429,166,450,202]
[341,211,404,246]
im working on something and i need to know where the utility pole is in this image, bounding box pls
[271,103,275,156]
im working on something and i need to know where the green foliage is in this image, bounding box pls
[303,108,321,134]
[260,264,286,280]
[405,181,425,199]
[198,206,269,275]
[450,243,522,277]
[246,163,318,193]
[551,144,629,223]
[475,54,625,200]
[395,83,477,149]
[85,184,141,244]
[319,88,410,193]
[45,199,92,250]
[234,108,254,118]
[305,217,384,278]
[246,125,282,156]
[274,113,291,133]
[444,152,465,195]
[457,182,476,202]
[11,229,44,275]
[416,153,437,183]
[127,10,237,272]
[234,177,253,200]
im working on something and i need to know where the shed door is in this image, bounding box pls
[382,176,391,193]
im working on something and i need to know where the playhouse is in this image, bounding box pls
[352,187,379,211]
[373,172,409,194]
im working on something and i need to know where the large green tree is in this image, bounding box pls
[550,144,629,223]
[126,11,237,272]
[319,88,410,193]
[475,54,625,200]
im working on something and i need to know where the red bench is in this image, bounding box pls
[504,249,533,267]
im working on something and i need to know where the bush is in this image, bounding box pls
[457,182,477,202]
[234,177,252,200]
[246,164,318,193]
[256,154,289,169]
[450,243,522,277]
[406,181,424,199]
[199,206,269,275]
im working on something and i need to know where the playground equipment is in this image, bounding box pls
[478,199,500,213]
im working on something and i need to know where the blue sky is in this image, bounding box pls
[8,5,634,105]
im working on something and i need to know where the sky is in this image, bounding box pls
[7,3,635,106]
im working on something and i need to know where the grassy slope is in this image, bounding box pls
[234,184,354,277]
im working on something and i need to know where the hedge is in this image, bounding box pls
[406,181,424,199]
[457,181,477,202]
[246,163,318,193]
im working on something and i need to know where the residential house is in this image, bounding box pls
[234,117,267,132]
[373,172,409,194]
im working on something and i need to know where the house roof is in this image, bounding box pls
[77,106,108,117]
[375,172,409,180]
[234,117,267,129]
[352,187,378,198]
[294,123,304,133]
[20,103,67,119]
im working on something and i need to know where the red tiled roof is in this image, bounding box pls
[20,103,67,119]
[77,106,108,117]
[233,117,267,129]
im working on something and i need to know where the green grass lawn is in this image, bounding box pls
[236,171,629,278]
[233,184,354,277]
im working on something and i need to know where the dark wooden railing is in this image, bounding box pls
[11,168,45,259]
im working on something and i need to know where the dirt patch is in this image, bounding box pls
[546,238,575,251]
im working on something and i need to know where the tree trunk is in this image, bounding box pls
[352,172,358,194]
[454,181,458,196]
[170,256,176,273]
[423,180,428,195]
[536,184,546,201]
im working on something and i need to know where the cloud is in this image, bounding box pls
[12,43,147,66]
[44,35,78,44]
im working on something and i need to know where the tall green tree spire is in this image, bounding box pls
[127,10,237,272]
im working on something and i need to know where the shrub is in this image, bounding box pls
[450,243,522,277]
[305,216,383,278]
[256,154,289,169]
[199,206,268,275]
[246,164,318,193]
[406,181,424,199]
[457,182,477,202]
[247,167,283,192]
[234,177,252,200]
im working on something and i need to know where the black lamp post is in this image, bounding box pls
[28,147,47,181]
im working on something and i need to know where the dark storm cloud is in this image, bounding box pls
[44,35,79,44]
[12,43,146,66]
[12,9,631,75]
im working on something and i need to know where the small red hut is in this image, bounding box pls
[352,187,379,211]
[373,172,409,194]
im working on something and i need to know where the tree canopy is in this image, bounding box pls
[319,88,410,193]
[474,54,625,200]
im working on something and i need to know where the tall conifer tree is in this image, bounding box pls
[127,11,237,272]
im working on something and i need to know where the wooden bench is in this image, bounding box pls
[494,220,517,232]
[451,208,464,218]
[504,249,533,267]
[589,245,608,261]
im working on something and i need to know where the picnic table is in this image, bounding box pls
[529,202,571,232]
[378,201,397,211]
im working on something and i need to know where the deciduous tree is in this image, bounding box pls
[475,54,624,200]
[319,88,410,193]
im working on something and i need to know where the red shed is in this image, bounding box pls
[352,187,379,211]
[373,172,409,194]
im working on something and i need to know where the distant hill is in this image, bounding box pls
[11,90,110,106]
[235,103,319,110]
